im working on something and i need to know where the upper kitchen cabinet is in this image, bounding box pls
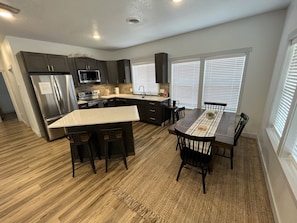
[106,59,132,84]
[106,61,119,84]
[74,57,98,70]
[155,52,168,83]
[20,51,70,73]
[117,59,132,83]
[67,58,80,87]
[97,60,108,84]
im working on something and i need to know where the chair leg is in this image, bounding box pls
[104,143,109,173]
[230,148,234,169]
[70,147,75,177]
[176,161,184,181]
[201,168,207,194]
[120,141,128,170]
[86,144,96,174]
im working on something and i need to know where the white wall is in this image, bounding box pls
[6,36,114,60]
[259,0,297,222]
[113,10,286,136]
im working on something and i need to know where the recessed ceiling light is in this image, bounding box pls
[0,9,13,18]
[172,0,183,3]
[93,34,100,39]
[126,17,140,24]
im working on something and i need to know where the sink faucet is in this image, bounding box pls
[138,85,145,98]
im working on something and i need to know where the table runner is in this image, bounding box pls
[186,110,223,137]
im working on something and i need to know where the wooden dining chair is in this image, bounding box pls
[203,102,227,111]
[215,112,249,169]
[175,128,216,194]
[66,131,97,177]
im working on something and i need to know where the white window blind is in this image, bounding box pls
[274,43,297,137]
[132,63,159,95]
[203,55,246,113]
[171,60,200,108]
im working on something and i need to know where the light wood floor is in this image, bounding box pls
[0,119,272,222]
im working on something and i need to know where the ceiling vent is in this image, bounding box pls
[126,17,140,24]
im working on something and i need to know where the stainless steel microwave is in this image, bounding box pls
[78,70,101,84]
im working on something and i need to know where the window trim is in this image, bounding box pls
[266,30,297,205]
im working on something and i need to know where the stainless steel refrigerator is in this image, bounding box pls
[30,74,78,141]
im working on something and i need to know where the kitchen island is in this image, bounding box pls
[49,106,140,157]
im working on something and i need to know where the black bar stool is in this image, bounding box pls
[66,131,96,177]
[100,128,128,172]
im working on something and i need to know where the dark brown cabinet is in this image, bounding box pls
[142,100,169,126]
[74,57,99,70]
[106,60,132,84]
[117,59,132,83]
[20,51,70,73]
[155,52,168,83]
[97,60,108,84]
[67,58,79,86]
[106,97,169,126]
[106,61,119,84]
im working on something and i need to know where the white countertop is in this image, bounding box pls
[100,94,170,102]
[48,105,140,128]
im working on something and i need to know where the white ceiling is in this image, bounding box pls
[0,0,292,51]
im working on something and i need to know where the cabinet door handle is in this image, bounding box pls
[149,117,156,120]
[51,65,54,71]
[149,102,155,105]
[149,109,156,113]
[47,65,51,71]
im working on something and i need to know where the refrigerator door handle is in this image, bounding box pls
[51,76,63,114]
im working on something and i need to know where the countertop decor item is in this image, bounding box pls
[205,110,216,120]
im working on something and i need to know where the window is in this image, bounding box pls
[132,63,159,95]
[171,50,248,112]
[203,55,246,112]
[171,60,200,108]
[273,43,297,137]
[268,37,297,165]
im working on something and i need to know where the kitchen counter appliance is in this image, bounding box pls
[78,90,107,109]
[30,74,78,141]
[78,70,100,84]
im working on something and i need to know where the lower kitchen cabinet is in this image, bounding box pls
[142,100,169,126]
[107,98,169,126]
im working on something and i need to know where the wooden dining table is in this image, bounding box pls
[168,108,236,148]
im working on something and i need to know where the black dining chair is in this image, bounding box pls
[66,131,97,177]
[172,106,186,150]
[174,106,186,122]
[175,128,216,194]
[203,102,227,111]
[215,112,249,169]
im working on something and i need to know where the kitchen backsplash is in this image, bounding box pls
[76,83,169,97]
